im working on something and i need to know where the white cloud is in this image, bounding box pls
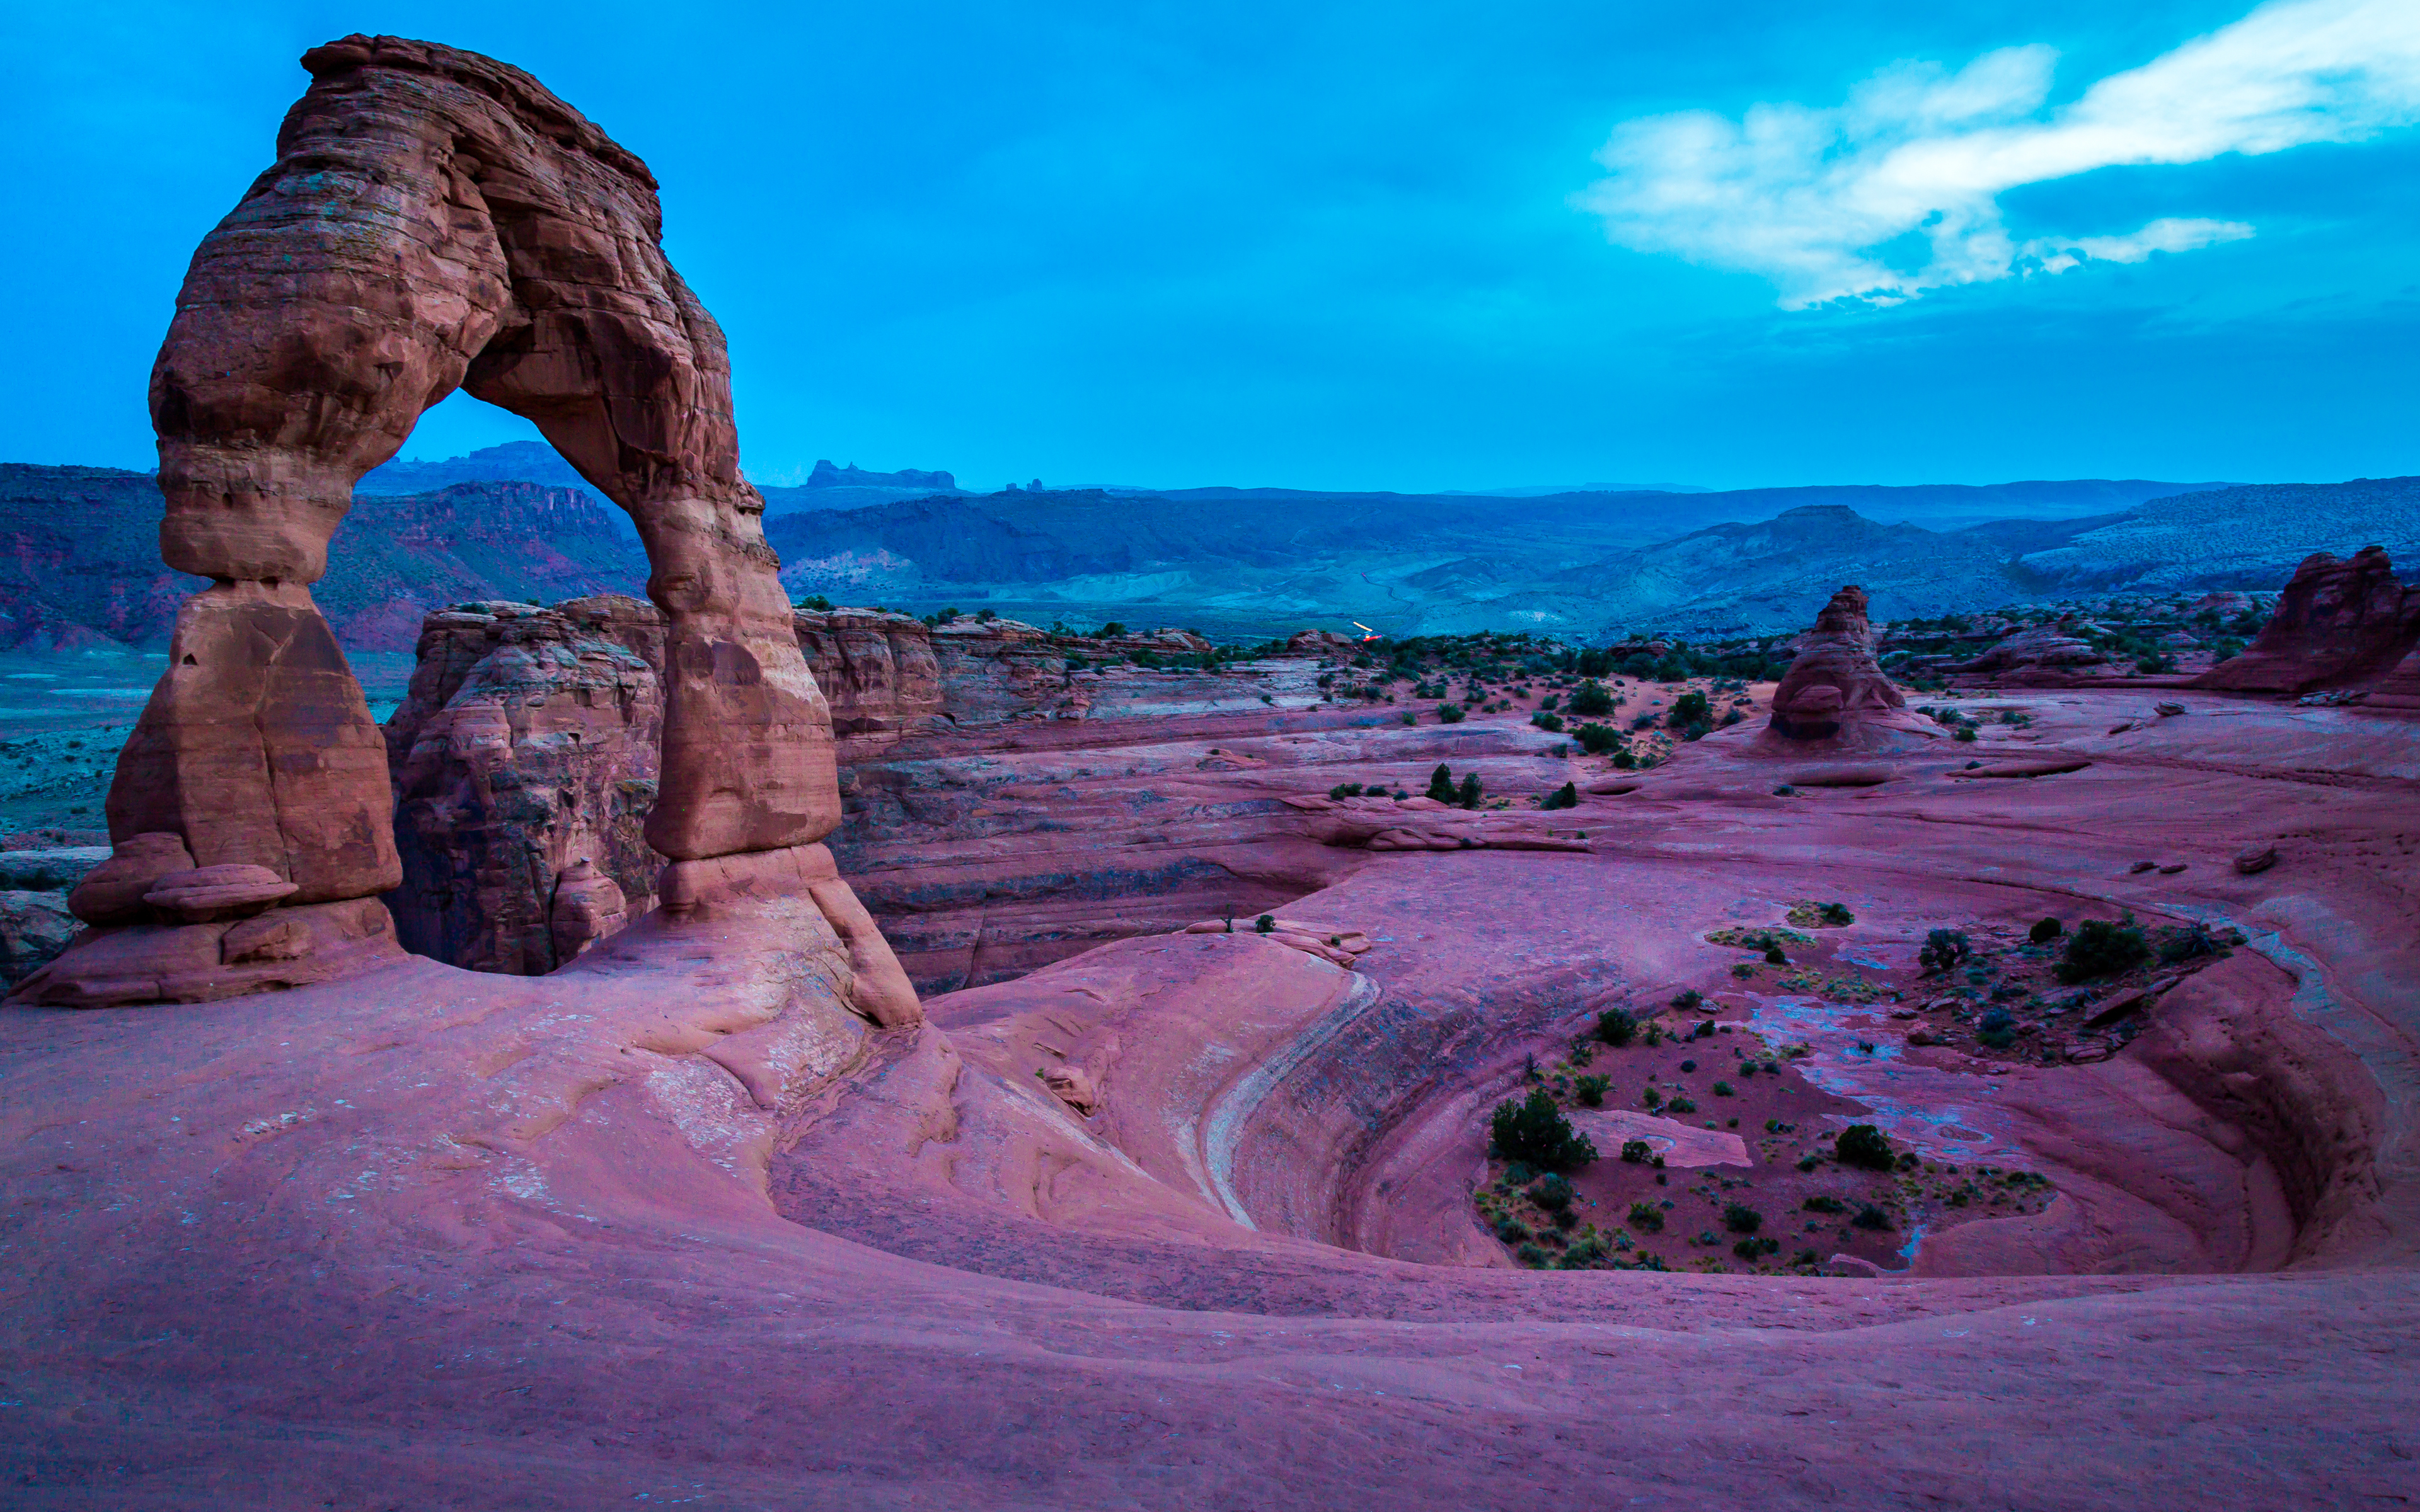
[1577,0,2420,307]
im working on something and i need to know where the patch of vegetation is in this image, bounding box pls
[1574,1074,1610,1108]
[1835,1123,1896,1171]
[1722,1202,1762,1234]
[1530,711,1565,733]
[1670,989,1703,1009]
[1540,781,1578,810]
[1489,1090,1598,1172]
[1977,1007,2018,1049]
[1785,901,1856,928]
[1918,929,1971,976]
[1666,1096,1698,1115]
[1803,1194,1847,1213]
[1593,1009,1638,1046]
[1255,914,1276,934]
[1426,764,1458,804]
[1705,925,1812,952]
[1852,1203,1894,1231]
[2057,915,2150,982]
[1567,680,1615,718]
[1627,1201,1667,1233]
[1620,1139,1653,1164]
[2030,916,2064,944]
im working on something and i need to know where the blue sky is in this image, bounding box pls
[4,0,2415,491]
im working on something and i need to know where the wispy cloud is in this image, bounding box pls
[1577,0,2420,307]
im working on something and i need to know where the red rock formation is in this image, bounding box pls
[383,596,665,974]
[37,37,905,1007]
[2193,546,2420,694]
[1948,623,2113,685]
[1762,585,1931,745]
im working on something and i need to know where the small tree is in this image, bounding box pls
[1835,1124,1895,1171]
[1540,781,1578,810]
[1568,680,1615,718]
[2058,915,2150,982]
[1594,1008,1638,1046]
[1669,691,1711,727]
[1489,1090,1598,1172]
[1575,723,1619,755]
[1457,772,1483,809]
[1426,764,1458,804]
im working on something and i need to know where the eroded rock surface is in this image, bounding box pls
[2194,546,2420,695]
[1762,585,1932,745]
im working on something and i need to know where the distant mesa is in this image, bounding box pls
[807,459,956,491]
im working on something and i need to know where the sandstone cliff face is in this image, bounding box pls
[384,602,1318,975]
[2192,547,2420,696]
[383,596,665,974]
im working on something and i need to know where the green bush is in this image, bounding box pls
[1608,746,1635,767]
[1457,773,1483,809]
[1669,691,1711,727]
[2029,917,2063,944]
[1670,989,1702,1009]
[1567,680,1615,718]
[1436,703,1466,723]
[1531,711,1565,733]
[1666,1096,1697,1115]
[1328,782,1363,799]
[1489,1090,1598,1172]
[1919,929,1971,976]
[2058,915,2150,982]
[1255,914,1276,934]
[1852,1203,1893,1230]
[1733,1236,1780,1259]
[1978,1007,2017,1049]
[1515,1242,1550,1268]
[1803,1194,1846,1213]
[1722,1202,1762,1234]
[1762,945,1787,965]
[1627,1201,1666,1233]
[1620,1138,1652,1164]
[1494,1217,1530,1242]
[1540,781,1578,810]
[1575,723,1620,755]
[1528,1174,1573,1211]
[1819,902,1854,926]
[1711,1080,1735,1097]
[1835,1123,1895,1171]
[1426,764,1458,804]
[1574,1074,1610,1108]
[1594,1009,1638,1046]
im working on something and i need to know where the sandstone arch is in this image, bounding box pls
[26,36,890,1008]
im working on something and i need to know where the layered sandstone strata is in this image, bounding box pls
[2194,546,2420,695]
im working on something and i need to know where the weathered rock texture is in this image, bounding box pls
[1763,585,1928,745]
[383,596,665,974]
[383,599,1344,976]
[41,35,892,1004]
[1949,624,2113,685]
[2193,546,2420,696]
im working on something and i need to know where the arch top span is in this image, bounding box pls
[133,33,837,892]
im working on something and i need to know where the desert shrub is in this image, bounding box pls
[1918,929,1971,976]
[1852,1203,1893,1230]
[1576,723,1620,755]
[1559,1235,1608,1268]
[1541,781,1579,810]
[1722,1202,1762,1234]
[1835,1123,1895,1171]
[1731,962,1755,978]
[1679,1059,1696,1072]
[1577,648,1613,677]
[1670,988,1702,1010]
[796,594,834,611]
[1489,1090,1598,1172]
[1528,1174,1573,1211]
[1574,1074,1610,1108]
[1608,747,1636,768]
[1819,902,1853,926]
[1763,945,1787,965]
[2157,922,2225,965]
[1666,1096,1697,1114]
[1328,782,1363,799]
[1426,764,1457,804]
[1669,691,1711,727]
[1399,711,1415,725]
[1437,703,1466,723]
[1494,1217,1530,1242]
[1712,1080,1736,1097]
[1978,1007,2017,1048]
[1620,1139,1653,1164]
[1567,680,1614,718]
[1953,726,1978,743]
[1803,1194,1846,1213]
[1531,711,1565,733]
[1732,1236,1780,1259]
[1627,1201,1666,1233]
[1593,1009,1638,1046]
[2058,916,2150,982]
[2030,917,2064,944]
[1515,1242,1550,1268]
[1458,773,1483,808]
[1255,914,1276,934]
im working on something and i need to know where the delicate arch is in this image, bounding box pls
[120,34,835,902]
